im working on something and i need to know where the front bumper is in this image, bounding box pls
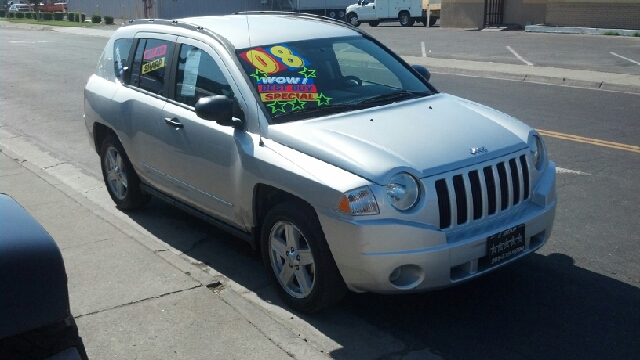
[319,161,557,293]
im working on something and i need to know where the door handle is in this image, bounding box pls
[164,117,184,129]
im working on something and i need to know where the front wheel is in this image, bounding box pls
[369,20,380,27]
[399,12,414,27]
[261,203,346,313]
[347,13,360,27]
[100,134,150,210]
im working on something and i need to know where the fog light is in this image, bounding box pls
[388,265,425,289]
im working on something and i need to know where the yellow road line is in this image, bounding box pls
[537,129,640,154]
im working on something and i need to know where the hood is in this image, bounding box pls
[267,93,530,184]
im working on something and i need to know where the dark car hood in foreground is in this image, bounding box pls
[268,93,531,184]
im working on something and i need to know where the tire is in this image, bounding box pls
[429,16,438,27]
[0,317,89,360]
[100,134,150,210]
[347,13,360,27]
[261,202,347,314]
[369,20,380,27]
[399,12,414,27]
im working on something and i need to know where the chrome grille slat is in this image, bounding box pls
[452,175,467,225]
[435,154,531,230]
[509,158,521,205]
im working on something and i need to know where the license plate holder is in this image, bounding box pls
[481,224,526,268]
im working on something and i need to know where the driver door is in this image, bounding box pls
[159,37,244,221]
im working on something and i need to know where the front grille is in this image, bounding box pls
[434,154,530,229]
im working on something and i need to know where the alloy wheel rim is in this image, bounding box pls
[350,15,358,26]
[269,221,316,299]
[104,147,128,201]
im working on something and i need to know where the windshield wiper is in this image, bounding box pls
[272,103,363,119]
[354,90,430,105]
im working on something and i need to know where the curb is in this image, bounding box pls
[525,24,640,36]
[404,56,640,95]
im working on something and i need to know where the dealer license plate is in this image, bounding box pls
[481,224,526,268]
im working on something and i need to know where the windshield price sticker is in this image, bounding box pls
[142,57,165,75]
[239,43,330,114]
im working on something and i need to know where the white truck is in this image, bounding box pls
[346,0,441,27]
[260,0,355,20]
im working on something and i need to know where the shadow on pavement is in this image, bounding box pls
[126,199,639,360]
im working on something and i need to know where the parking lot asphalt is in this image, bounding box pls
[2,20,639,94]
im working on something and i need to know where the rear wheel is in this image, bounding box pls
[261,202,346,313]
[430,16,438,27]
[100,134,150,210]
[399,12,414,27]
[347,13,360,27]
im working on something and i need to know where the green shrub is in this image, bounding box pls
[25,12,33,19]
[15,12,25,19]
[67,12,76,22]
[91,14,101,23]
[0,9,5,18]
[42,12,53,20]
[104,15,114,25]
[632,32,640,37]
[603,31,620,36]
[79,13,86,22]
[53,12,64,21]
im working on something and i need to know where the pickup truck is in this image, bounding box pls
[38,2,67,12]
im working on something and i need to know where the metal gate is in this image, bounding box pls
[483,0,504,27]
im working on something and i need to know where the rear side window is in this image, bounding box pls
[130,38,172,96]
[174,44,232,107]
[113,38,133,82]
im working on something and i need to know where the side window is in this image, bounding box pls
[113,38,133,83]
[174,44,232,107]
[130,38,171,96]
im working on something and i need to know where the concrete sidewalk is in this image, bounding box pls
[0,143,329,359]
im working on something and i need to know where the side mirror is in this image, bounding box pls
[195,95,244,130]
[411,64,431,82]
[357,0,362,5]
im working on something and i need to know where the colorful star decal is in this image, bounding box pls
[288,98,306,111]
[267,100,287,114]
[250,69,268,82]
[298,67,316,78]
[316,93,331,106]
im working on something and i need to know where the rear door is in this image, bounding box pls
[111,32,177,191]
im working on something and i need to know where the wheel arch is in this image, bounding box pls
[92,122,116,154]
[252,183,319,249]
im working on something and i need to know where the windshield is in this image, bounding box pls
[236,35,433,123]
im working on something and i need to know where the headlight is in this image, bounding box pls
[386,173,420,211]
[529,134,546,171]
[337,186,379,215]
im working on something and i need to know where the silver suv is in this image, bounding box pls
[85,13,557,313]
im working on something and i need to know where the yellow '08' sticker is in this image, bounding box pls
[142,57,165,75]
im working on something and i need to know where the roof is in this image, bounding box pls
[180,13,359,49]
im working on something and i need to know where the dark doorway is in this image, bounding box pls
[483,0,504,27]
